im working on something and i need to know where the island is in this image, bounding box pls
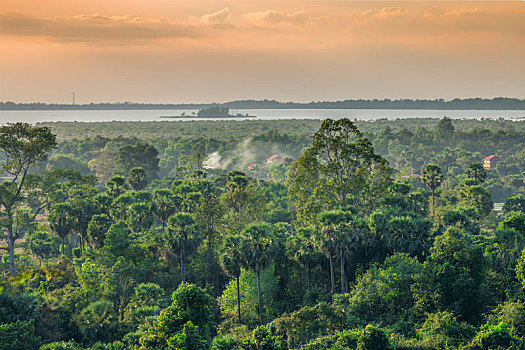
[160,107,256,119]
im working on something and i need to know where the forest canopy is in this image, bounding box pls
[0,118,524,350]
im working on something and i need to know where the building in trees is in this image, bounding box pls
[483,155,501,169]
[266,155,285,165]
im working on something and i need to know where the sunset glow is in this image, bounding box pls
[1,1,524,103]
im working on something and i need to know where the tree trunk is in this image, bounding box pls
[307,263,311,292]
[236,275,242,324]
[8,234,15,277]
[340,249,345,293]
[180,245,186,283]
[431,189,435,216]
[256,268,263,325]
[329,254,335,303]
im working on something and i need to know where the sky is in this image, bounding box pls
[1,1,524,104]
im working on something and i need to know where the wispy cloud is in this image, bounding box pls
[200,8,231,24]
[0,13,202,43]
[242,10,327,28]
[348,6,523,37]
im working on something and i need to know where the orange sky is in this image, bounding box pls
[1,1,524,103]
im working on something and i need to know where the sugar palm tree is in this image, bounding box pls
[318,211,352,301]
[167,213,198,283]
[49,203,74,255]
[220,234,244,324]
[239,223,274,325]
[153,189,180,231]
[291,227,321,292]
[421,164,443,215]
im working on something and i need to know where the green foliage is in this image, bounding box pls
[242,325,281,350]
[115,142,159,180]
[39,341,82,350]
[102,222,131,259]
[218,268,278,327]
[167,321,208,350]
[416,312,476,349]
[29,230,61,260]
[503,194,525,214]
[490,301,525,338]
[268,302,345,349]
[516,248,525,290]
[0,320,41,350]
[421,164,443,193]
[415,228,488,324]
[106,175,129,197]
[500,213,525,236]
[465,322,521,350]
[466,163,487,184]
[5,118,525,350]
[46,154,91,175]
[127,202,154,233]
[345,254,423,327]
[75,300,118,344]
[140,283,213,349]
[87,214,112,249]
[128,167,148,191]
[289,118,392,224]
[357,325,390,350]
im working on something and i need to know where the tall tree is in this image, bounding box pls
[435,116,455,144]
[317,211,363,296]
[291,227,321,292]
[153,189,181,231]
[220,234,244,324]
[48,203,74,255]
[421,164,443,215]
[221,172,266,235]
[240,223,274,325]
[288,118,391,224]
[115,141,160,180]
[168,213,199,283]
[0,122,56,275]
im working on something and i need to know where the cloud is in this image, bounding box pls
[200,8,231,24]
[360,7,411,19]
[242,10,327,28]
[0,13,202,43]
[348,6,523,37]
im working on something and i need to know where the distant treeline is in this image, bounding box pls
[2,97,524,110]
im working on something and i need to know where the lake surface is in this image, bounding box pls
[1,109,524,124]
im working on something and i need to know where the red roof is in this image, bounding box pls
[267,155,279,161]
[483,155,500,161]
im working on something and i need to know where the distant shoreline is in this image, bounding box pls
[160,115,257,119]
[1,98,524,111]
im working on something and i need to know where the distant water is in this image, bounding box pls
[1,109,524,124]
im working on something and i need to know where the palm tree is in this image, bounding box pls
[318,211,347,301]
[291,227,321,292]
[49,203,74,255]
[421,164,443,215]
[318,210,364,298]
[153,189,180,231]
[239,223,274,325]
[220,234,244,324]
[167,213,198,283]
